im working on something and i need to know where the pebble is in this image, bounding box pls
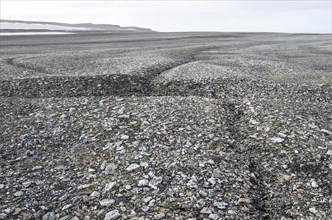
[42,212,56,220]
[309,207,318,214]
[103,182,117,192]
[104,210,121,220]
[99,199,115,207]
[90,191,101,199]
[126,163,140,171]
[14,191,23,197]
[77,184,92,190]
[138,179,149,186]
[154,212,165,219]
[238,198,251,205]
[120,134,129,140]
[208,214,219,220]
[22,181,32,187]
[279,175,293,184]
[277,132,287,138]
[213,201,228,209]
[270,137,284,143]
[200,207,212,214]
[105,163,117,174]
[62,204,72,211]
[199,190,208,197]
[321,129,332,135]
[311,180,319,188]
[149,176,163,189]
[0,184,4,189]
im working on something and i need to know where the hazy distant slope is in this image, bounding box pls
[0,19,154,33]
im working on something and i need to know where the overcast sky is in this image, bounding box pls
[1,0,331,33]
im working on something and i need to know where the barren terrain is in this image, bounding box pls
[0,32,331,219]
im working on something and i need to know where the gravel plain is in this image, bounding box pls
[0,32,331,220]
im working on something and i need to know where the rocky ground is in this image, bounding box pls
[0,32,331,219]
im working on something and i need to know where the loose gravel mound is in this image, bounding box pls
[0,32,331,219]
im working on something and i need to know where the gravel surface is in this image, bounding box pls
[0,32,331,219]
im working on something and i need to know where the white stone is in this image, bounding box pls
[14,191,23,197]
[209,214,219,220]
[78,184,92,190]
[200,207,212,214]
[103,182,117,192]
[309,207,318,214]
[62,204,72,210]
[149,177,163,189]
[154,212,165,219]
[42,212,56,220]
[104,210,121,220]
[126,163,140,171]
[138,179,149,187]
[270,137,284,143]
[105,163,117,174]
[22,181,32,188]
[277,132,287,138]
[311,180,319,188]
[208,178,216,185]
[213,201,228,209]
[89,191,101,199]
[321,129,332,135]
[120,135,129,140]
[249,119,260,125]
[99,199,115,207]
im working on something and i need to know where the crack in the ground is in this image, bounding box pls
[248,157,270,219]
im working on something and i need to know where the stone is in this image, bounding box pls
[104,210,120,220]
[121,135,129,140]
[62,204,72,211]
[200,207,212,214]
[321,129,332,135]
[207,177,216,185]
[208,214,219,220]
[105,163,117,174]
[277,132,287,138]
[249,119,260,125]
[22,181,32,188]
[279,175,292,184]
[238,198,251,205]
[100,199,115,207]
[78,184,92,190]
[270,137,284,143]
[138,179,149,187]
[213,201,228,209]
[0,184,5,189]
[42,212,56,220]
[90,191,101,199]
[149,177,163,189]
[103,182,117,192]
[311,180,319,188]
[14,191,23,197]
[154,212,165,219]
[309,207,318,214]
[126,163,140,171]
[199,190,208,197]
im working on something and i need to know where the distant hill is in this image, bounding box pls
[0,19,155,33]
